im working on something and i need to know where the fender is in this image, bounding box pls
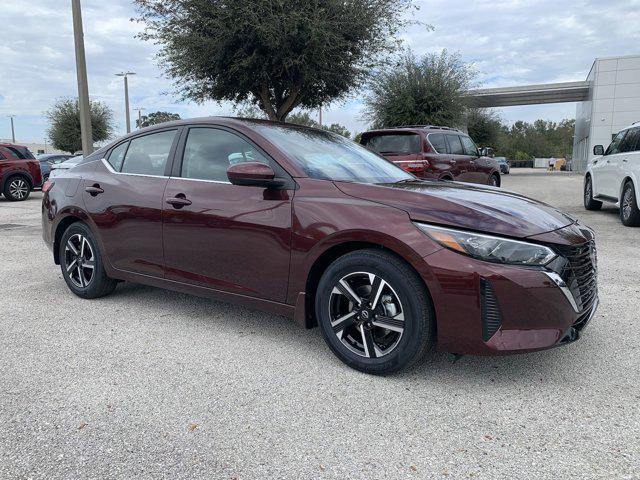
[1,169,34,189]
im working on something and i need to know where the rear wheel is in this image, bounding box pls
[620,181,640,227]
[3,176,31,201]
[583,175,602,211]
[315,249,434,374]
[59,222,117,298]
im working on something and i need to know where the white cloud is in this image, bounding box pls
[0,0,638,142]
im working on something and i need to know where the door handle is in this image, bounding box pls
[85,184,104,196]
[606,159,610,164]
[165,195,192,208]
[470,160,476,165]
[449,159,456,164]
[622,158,628,163]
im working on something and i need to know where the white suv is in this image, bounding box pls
[584,123,640,226]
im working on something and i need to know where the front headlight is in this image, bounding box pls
[414,223,556,266]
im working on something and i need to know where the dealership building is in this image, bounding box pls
[469,54,640,172]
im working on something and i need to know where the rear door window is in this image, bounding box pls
[121,130,177,176]
[363,134,421,155]
[445,134,464,155]
[428,133,447,153]
[108,142,129,171]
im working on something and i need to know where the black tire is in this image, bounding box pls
[583,175,602,211]
[488,173,500,187]
[3,175,31,201]
[315,249,434,374]
[59,222,117,298]
[620,181,640,227]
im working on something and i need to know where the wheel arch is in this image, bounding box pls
[52,210,100,265]
[619,175,638,201]
[298,240,436,332]
[2,171,34,190]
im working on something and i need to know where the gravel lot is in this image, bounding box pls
[1,170,638,479]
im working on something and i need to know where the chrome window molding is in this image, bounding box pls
[101,158,232,184]
[544,271,580,313]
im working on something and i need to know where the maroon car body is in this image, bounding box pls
[360,126,501,186]
[0,142,41,201]
[42,118,597,368]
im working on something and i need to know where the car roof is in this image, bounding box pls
[362,125,464,135]
[0,142,30,149]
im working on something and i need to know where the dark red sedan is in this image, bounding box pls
[42,118,598,374]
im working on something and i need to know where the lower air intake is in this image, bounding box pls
[480,278,502,341]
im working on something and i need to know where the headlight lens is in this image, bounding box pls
[414,223,556,266]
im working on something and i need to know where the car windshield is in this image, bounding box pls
[253,124,414,184]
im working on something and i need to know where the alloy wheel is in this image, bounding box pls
[585,179,592,203]
[622,187,632,220]
[9,179,28,200]
[64,234,95,288]
[329,272,405,358]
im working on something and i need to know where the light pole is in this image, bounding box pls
[134,107,146,129]
[115,72,136,133]
[71,0,94,157]
[8,115,16,143]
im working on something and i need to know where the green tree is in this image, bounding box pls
[45,98,114,154]
[496,119,576,159]
[365,49,475,128]
[134,0,415,122]
[286,111,351,138]
[136,111,181,128]
[467,109,501,149]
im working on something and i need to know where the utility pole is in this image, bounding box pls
[318,106,322,127]
[8,115,16,143]
[116,72,136,133]
[134,107,146,129]
[71,0,94,157]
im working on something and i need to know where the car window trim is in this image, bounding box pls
[107,126,182,176]
[172,125,294,186]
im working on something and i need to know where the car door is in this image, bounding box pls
[460,135,488,183]
[444,134,471,181]
[162,126,293,302]
[615,127,640,196]
[596,129,627,198]
[83,128,180,277]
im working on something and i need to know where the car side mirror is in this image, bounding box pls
[593,145,604,156]
[227,162,284,188]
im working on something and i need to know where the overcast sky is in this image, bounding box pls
[1,0,639,144]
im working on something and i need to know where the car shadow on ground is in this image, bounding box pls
[104,281,589,387]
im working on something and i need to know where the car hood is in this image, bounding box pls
[334,180,575,238]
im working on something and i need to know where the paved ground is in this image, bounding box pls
[1,171,638,480]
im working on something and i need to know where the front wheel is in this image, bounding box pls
[621,181,640,227]
[315,249,434,374]
[59,222,117,298]
[584,176,602,211]
[3,176,31,201]
[488,173,500,187]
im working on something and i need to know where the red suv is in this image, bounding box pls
[0,143,41,201]
[360,125,501,186]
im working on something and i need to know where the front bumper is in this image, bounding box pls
[420,248,598,355]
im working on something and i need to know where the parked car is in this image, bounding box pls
[0,142,42,201]
[360,125,501,187]
[495,157,510,174]
[585,123,640,226]
[50,155,83,173]
[43,118,598,374]
[37,154,73,183]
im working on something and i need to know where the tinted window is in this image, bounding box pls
[121,130,177,175]
[181,128,270,182]
[253,124,413,184]
[363,134,420,155]
[108,142,129,171]
[460,136,478,156]
[619,127,640,153]
[428,133,447,153]
[5,146,27,159]
[446,134,464,155]
[605,130,627,155]
[0,150,6,160]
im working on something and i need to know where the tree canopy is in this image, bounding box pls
[365,50,475,129]
[496,119,575,159]
[134,0,415,122]
[286,112,352,138]
[136,111,181,128]
[45,98,114,154]
[467,109,502,149]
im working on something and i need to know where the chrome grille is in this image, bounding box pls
[554,241,598,313]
